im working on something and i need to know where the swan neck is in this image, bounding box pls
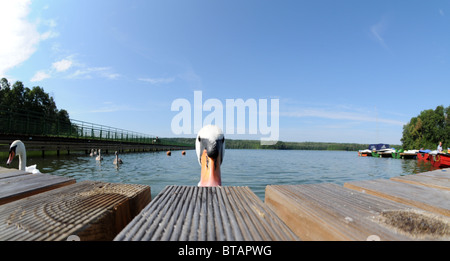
[18,153,26,171]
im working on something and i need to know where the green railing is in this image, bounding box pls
[0,106,163,145]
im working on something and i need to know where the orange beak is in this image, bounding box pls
[199,149,221,187]
[6,150,15,166]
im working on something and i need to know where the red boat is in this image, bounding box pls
[429,153,450,168]
[417,152,430,161]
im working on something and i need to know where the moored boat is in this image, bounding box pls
[358,149,372,157]
[429,152,450,168]
[367,143,391,158]
[399,149,418,159]
[417,149,431,161]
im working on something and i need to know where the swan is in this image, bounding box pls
[96,149,103,161]
[89,149,94,157]
[113,151,123,165]
[196,125,225,187]
[6,140,41,174]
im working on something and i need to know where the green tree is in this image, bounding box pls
[401,105,450,150]
[0,78,74,136]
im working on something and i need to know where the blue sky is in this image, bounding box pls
[1,0,450,145]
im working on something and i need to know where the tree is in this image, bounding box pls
[0,78,74,136]
[401,105,450,150]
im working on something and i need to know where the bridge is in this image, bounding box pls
[0,106,193,156]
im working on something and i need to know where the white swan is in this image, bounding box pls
[96,149,103,161]
[196,125,225,187]
[113,151,123,165]
[6,140,41,174]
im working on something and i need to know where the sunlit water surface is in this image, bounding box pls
[1,149,437,200]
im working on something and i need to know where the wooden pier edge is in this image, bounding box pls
[344,179,450,217]
[0,169,76,206]
[264,184,417,241]
[265,169,450,241]
[0,180,151,241]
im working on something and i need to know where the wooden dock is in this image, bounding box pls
[0,166,449,241]
[0,169,76,205]
[0,167,150,240]
[114,185,299,241]
[266,168,450,241]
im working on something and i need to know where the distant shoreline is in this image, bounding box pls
[161,137,402,151]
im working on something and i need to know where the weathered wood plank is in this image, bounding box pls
[114,185,299,241]
[0,168,30,180]
[344,179,450,217]
[0,180,151,241]
[0,172,76,205]
[265,183,450,241]
[390,169,450,191]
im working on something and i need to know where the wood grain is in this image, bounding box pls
[390,169,450,191]
[265,183,450,241]
[114,185,299,241]
[344,179,450,217]
[0,180,151,241]
[0,172,76,205]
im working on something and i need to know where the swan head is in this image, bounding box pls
[196,125,225,187]
[6,140,26,166]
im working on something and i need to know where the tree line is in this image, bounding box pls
[0,78,73,135]
[162,137,372,151]
[401,105,450,150]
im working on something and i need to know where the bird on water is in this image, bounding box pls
[96,149,103,161]
[6,140,41,174]
[113,151,123,165]
[195,125,225,187]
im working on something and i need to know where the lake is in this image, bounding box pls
[1,149,437,201]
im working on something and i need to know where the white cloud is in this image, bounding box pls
[0,0,41,77]
[68,66,120,80]
[370,17,389,50]
[138,77,175,84]
[105,73,121,80]
[30,70,51,82]
[282,108,405,126]
[40,30,59,40]
[52,59,73,72]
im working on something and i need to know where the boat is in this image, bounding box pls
[417,149,431,161]
[358,149,372,157]
[366,143,391,157]
[392,149,404,159]
[368,144,390,151]
[398,149,418,159]
[429,151,450,168]
[376,148,397,158]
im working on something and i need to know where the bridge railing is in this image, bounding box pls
[0,106,165,145]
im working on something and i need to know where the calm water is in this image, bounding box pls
[0,149,437,200]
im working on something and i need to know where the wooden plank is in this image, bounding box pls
[0,167,31,180]
[0,180,151,241]
[114,185,299,241]
[390,169,450,191]
[265,183,450,241]
[0,173,76,205]
[344,179,450,217]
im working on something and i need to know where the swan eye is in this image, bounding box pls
[9,145,17,153]
[198,136,201,142]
